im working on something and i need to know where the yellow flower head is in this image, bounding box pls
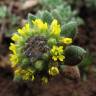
[9,43,16,54]
[22,69,34,80]
[60,37,72,45]
[10,54,18,66]
[48,67,59,76]
[11,33,21,42]
[50,46,65,61]
[50,19,61,37]
[9,18,70,82]
[32,19,48,30]
[17,23,30,37]
[15,68,34,80]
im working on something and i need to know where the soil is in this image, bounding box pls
[0,74,96,96]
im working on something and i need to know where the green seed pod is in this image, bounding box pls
[64,45,86,66]
[47,38,57,46]
[42,53,49,60]
[34,60,44,71]
[21,58,29,68]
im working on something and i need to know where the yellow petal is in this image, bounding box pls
[61,37,72,45]
[11,33,20,41]
[25,23,30,32]
[50,19,61,36]
[58,46,63,53]
[52,56,57,61]
[9,43,16,54]
[18,28,26,36]
[48,67,59,76]
[58,55,65,61]
[10,54,18,65]
[32,19,48,30]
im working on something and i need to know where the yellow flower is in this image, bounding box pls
[60,37,72,45]
[42,77,48,84]
[50,19,61,37]
[22,73,30,80]
[52,56,58,61]
[17,23,30,36]
[48,67,59,76]
[58,55,65,61]
[17,28,26,36]
[57,46,63,54]
[11,33,21,41]
[15,68,34,80]
[20,68,34,80]
[24,23,30,32]
[50,46,65,61]
[9,43,16,54]
[32,19,48,30]
[31,75,35,81]
[50,46,58,55]
[10,54,18,66]
[15,68,21,76]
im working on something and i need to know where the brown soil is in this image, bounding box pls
[0,74,96,96]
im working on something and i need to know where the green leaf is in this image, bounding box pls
[34,60,44,71]
[40,0,64,9]
[61,20,77,38]
[42,11,53,24]
[0,6,7,18]
[47,38,57,46]
[51,9,62,24]
[36,11,43,18]
[78,52,92,68]
[14,75,22,81]
[28,13,36,27]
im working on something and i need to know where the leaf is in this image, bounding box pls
[78,52,92,68]
[51,9,62,24]
[61,20,77,38]
[36,11,44,18]
[28,13,36,27]
[42,11,53,24]
[0,6,7,18]
[40,0,64,9]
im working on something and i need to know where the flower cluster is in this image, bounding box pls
[50,46,65,61]
[9,18,73,83]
